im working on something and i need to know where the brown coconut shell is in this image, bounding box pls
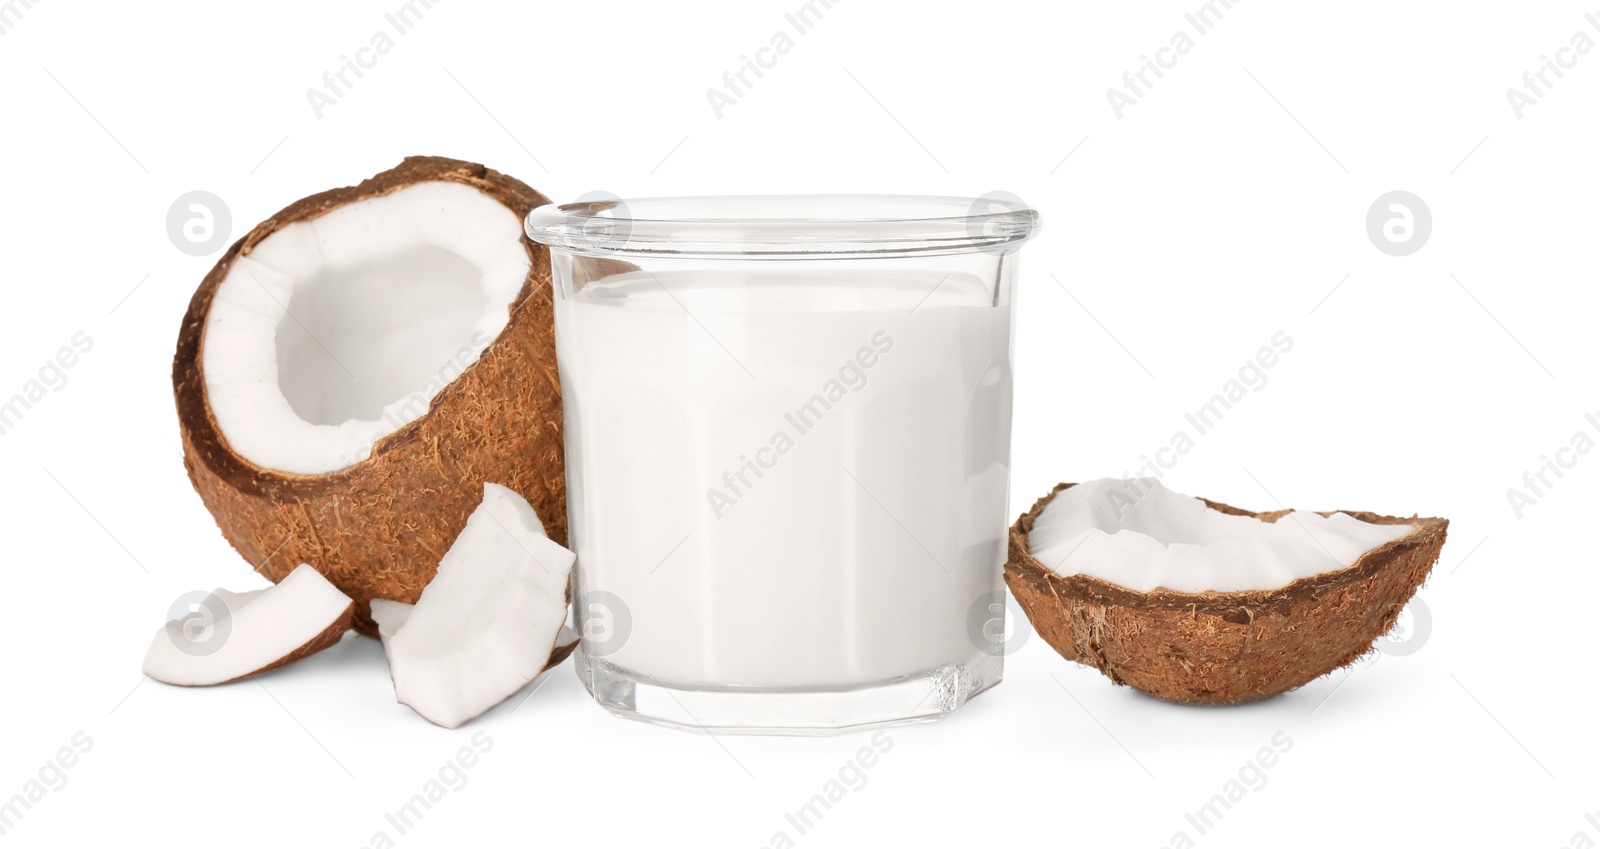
[173,156,565,637]
[1005,483,1448,705]
[546,635,580,671]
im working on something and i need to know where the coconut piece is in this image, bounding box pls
[386,483,575,728]
[369,598,412,665]
[1006,480,1448,705]
[172,156,568,636]
[210,588,267,609]
[372,598,579,672]
[143,564,354,686]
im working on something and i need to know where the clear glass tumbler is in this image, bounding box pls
[525,195,1039,733]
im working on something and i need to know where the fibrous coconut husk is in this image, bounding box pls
[1005,483,1448,705]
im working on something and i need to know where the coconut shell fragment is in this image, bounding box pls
[1005,483,1448,705]
[172,156,566,636]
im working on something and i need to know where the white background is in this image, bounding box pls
[2,1,1597,846]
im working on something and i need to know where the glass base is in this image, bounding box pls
[575,651,1003,736]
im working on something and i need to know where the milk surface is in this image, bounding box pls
[556,268,1013,688]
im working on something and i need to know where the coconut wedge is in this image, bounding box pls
[372,598,579,671]
[1005,479,1448,705]
[369,598,412,665]
[385,483,576,728]
[173,156,566,636]
[143,564,354,686]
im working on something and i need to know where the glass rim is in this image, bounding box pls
[523,194,1041,259]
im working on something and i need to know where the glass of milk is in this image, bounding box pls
[525,195,1039,733]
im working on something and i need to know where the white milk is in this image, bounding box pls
[556,268,1013,689]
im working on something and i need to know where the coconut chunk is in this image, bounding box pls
[1027,478,1414,593]
[372,597,578,674]
[385,483,575,728]
[143,564,354,686]
[201,180,531,475]
[369,598,413,665]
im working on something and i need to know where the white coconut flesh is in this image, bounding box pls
[210,587,267,609]
[385,483,574,728]
[372,598,578,667]
[1027,478,1416,594]
[369,598,413,665]
[142,564,353,686]
[202,181,531,474]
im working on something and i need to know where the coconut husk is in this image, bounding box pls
[1005,483,1448,705]
[173,156,565,636]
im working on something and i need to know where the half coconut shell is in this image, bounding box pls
[1005,483,1448,705]
[173,156,565,636]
